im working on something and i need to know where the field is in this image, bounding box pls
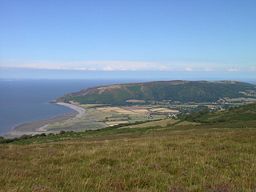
[0,125,256,192]
[46,105,172,132]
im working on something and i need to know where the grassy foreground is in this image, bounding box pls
[1,104,256,191]
[1,126,256,192]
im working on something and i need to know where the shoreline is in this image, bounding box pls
[56,102,85,118]
[5,102,85,138]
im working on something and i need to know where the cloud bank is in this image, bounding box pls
[0,60,255,72]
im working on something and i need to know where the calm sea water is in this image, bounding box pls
[0,79,134,135]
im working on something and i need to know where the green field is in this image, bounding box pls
[0,103,256,191]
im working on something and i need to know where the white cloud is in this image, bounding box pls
[250,66,256,71]
[203,67,214,72]
[185,67,193,71]
[227,67,239,72]
[0,60,172,71]
[0,59,254,72]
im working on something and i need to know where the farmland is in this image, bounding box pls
[46,104,175,132]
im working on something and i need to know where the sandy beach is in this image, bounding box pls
[5,102,86,138]
[56,102,85,118]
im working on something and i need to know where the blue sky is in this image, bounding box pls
[0,0,255,80]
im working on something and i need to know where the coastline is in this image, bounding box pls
[5,102,85,138]
[56,102,85,118]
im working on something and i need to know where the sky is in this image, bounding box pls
[0,0,256,80]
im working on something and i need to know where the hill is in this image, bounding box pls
[60,80,256,105]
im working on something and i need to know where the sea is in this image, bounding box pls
[0,79,136,135]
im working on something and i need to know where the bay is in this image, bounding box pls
[0,79,133,135]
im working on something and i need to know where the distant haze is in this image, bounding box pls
[0,68,255,83]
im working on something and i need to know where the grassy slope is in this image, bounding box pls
[184,103,256,128]
[0,104,256,192]
[66,81,256,105]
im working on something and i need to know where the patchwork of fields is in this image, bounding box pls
[47,105,176,132]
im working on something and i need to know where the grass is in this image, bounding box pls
[120,118,178,129]
[183,102,256,124]
[0,125,256,192]
[1,103,256,191]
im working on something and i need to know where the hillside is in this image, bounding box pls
[61,80,256,105]
[183,102,256,128]
[1,104,256,191]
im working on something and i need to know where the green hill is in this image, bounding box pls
[183,102,256,128]
[61,80,256,105]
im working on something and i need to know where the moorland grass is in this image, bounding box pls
[0,125,256,192]
[1,103,256,191]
